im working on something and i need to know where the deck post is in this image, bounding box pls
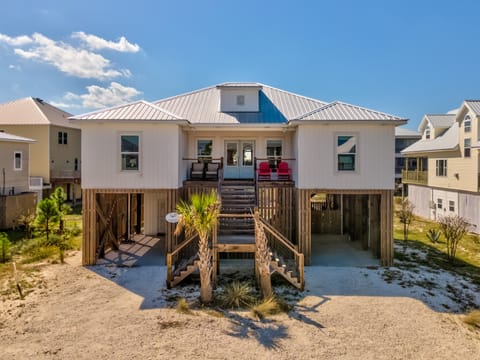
[212,222,218,288]
[166,254,172,289]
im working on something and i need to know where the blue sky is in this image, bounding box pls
[0,0,479,129]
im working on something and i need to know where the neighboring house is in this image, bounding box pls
[394,127,421,193]
[0,97,81,201]
[71,82,406,274]
[402,101,480,233]
[0,131,37,229]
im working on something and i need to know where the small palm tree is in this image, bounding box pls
[175,191,220,304]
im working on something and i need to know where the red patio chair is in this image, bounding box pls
[257,161,271,180]
[277,161,292,180]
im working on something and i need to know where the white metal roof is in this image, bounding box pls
[0,97,76,127]
[402,122,459,154]
[153,83,327,124]
[395,127,421,138]
[70,100,183,121]
[294,101,406,121]
[465,100,480,115]
[0,131,35,143]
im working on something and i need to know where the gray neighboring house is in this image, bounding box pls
[0,131,37,229]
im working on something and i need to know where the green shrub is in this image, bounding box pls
[0,233,11,263]
[218,281,255,308]
[426,228,441,244]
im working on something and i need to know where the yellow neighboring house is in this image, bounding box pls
[0,97,81,201]
[0,131,37,229]
[402,100,480,233]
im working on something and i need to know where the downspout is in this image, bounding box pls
[2,168,5,195]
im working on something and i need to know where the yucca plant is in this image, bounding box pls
[426,228,441,244]
[250,296,281,320]
[175,191,220,304]
[218,281,255,308]
[176,298,193,314]
[463,309,480,328]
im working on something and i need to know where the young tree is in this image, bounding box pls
[397,198,415,242]
[438,215,470,264]
[50,187,71,234]
[0,232,11,263]
[175,191,220,304]
[254,211,272,299]
[36,198,60,242]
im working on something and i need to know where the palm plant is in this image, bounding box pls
[175,191,220,304]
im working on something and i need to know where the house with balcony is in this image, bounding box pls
[394,127,421,193]
[402,100,480,232]
[0,97,81,201]
[0,131,37,229]
[71,82,406,288]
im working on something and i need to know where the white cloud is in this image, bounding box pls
[58,82,142,109]
[8,64,20,70]
[49,101,81,109]
[0,32,137,80]
[72,32,140,53]
[11,33,128,80]
[0,34,33,46]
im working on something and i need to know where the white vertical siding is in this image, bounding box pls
[220,88,259,112]
[81,122,181,189]
[459,192,480,233]
[144,192,167,235]
[295,124,395,189]
[408,185,433,220]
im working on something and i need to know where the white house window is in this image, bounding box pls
[464,115,471,133]
[14,151,22,170]
[425,125,431,139]
[435,159,447,176]
[236,95,245,106]
[120,135,139,171]
[58,131,68,145]
[266,140,282,170]
[336,135,356,171]
[197,139,213,162]
[464,138,471,158]
[449,200,455,212]
[437,199,443,209]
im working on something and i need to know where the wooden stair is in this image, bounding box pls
[219,180,255,237]
[168,255,200,288]
[269,250,303,289]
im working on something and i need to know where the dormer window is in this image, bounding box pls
[236,95,245,106]
[464,115,471,133]
[425,125,431,139]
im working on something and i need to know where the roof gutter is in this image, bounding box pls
[288,119,408,126]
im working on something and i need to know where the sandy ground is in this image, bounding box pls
[1,249,480,360]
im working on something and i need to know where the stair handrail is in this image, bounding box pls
[166,233,199,286]
[256,210,304,289]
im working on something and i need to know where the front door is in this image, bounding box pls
[224,140,254,179]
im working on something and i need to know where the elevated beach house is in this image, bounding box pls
[0,131,36,229]
[0,97,81,201]
[402,100,480,233]
[71,83,406,287]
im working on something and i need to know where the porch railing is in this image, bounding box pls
[50,170,81,179]
[183,157,223,181]
[402,169,428,185]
